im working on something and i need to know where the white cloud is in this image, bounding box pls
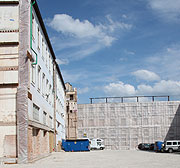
[78,87,89,94]
[104,80,180,97]
[49,14,117,46]
[104,81,136,96]
[48,14,132,61]
[56,58,69,65]
[148,0,180,21]
[105,14,132,33]
[49,14,97,38]
[137,80,180,96]
[132,69,160,81]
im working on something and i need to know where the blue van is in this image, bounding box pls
[154,141,164,152]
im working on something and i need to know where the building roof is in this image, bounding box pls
[32,0,66,90]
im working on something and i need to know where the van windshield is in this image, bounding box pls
[97,142,101,146]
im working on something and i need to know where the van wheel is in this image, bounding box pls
[168,148,173,153]
[100,147,103,150]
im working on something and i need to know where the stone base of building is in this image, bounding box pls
[28,126,51,161]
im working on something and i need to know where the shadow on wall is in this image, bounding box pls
[165,104,180,140]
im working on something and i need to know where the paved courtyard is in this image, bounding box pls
[0,150,179,168]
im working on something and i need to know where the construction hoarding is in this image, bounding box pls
[78,101,180,150]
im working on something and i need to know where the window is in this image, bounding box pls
[43,111,47,125]
[42,73,45,96]
[51,59,53,76]
[97,142,102,146]
[37,66,41,91]
[52,89,54,102]
[49,84,52,104]
[46,79,49,101]
[167,142,172,145]
[70,94,73,100]
[37,27,40,47]
[31,65,36,84]
[49,54,51,73]
[51,89,54,107]
[173,142,177,145]
[57,121,60,128]
[37,27,40,49]
[49,116,53,128]
[33,128,39,136]
[46,47,48,67]
[43,131,47,137]
[33,104,39,121]
[178,142,180,145]
[42,38,44,60]
[32,14,35,39]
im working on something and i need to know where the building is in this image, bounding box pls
[78,101,180,150]
[56,69,66,150]
[0,0,66,163]
[65,83,78,139]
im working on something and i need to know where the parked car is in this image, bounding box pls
[178,145,180,151]
[90,138,105,150]
[163,140,180,153]
[138,143,151,150]
[149,143,154,150]
[138,143,143,150]
[154,141,164,152]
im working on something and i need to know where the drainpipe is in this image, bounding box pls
[30,1,38,65]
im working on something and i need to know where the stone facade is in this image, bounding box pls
[0,0,66,163]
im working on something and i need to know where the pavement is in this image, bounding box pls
[0,150,179,168]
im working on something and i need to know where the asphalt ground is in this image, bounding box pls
[0,150,180,168]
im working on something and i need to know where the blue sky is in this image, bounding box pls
[38,0,180,104]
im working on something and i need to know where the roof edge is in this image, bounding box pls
[32,0,65,90]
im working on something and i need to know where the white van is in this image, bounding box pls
[163,140,180,153]
[90,138,105,150]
